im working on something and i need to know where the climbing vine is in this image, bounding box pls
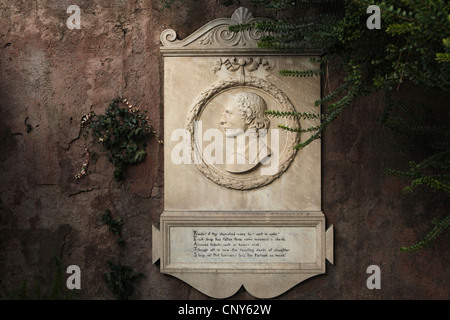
[228,0,450,251]
[77,98,162,182]
[75,98,160,299]
[101,209,145,300]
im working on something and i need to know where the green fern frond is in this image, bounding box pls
[386,23,419,35]
[279,69,322,77]
[295,128,324,150]
[315,83,349,107]
[278,123,327,134]
[436,52,450,62]
[384,167,417,180]
[48,255,64,300]
[266,110,322,120]
[400,215,450,252]
[415,150,450,171]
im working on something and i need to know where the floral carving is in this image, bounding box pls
[213,57,273,74]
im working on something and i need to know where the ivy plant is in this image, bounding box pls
[228,0,450,251]
[159,0,449,251]
[103,260,145,300]
[80,98,160,182]
[101,209,145,299]
[102,209,125,246]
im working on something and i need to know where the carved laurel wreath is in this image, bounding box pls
[185,77,300,190]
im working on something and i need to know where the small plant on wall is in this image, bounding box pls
[100,209,145,300]
[103,260,145,300]
[74,99,160,298]
[76,97,162,182]
[102,209,125,246]
[5,255,76,300]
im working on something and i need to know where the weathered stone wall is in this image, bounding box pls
[0,0,448,299]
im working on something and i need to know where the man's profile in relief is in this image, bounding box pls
[219,92,272,174]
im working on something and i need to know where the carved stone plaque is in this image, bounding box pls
[153,7,333,299]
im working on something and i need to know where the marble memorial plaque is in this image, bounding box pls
[153,7,333,299]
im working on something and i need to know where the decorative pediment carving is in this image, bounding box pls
[213,57,273,73]
[160,7,272,55]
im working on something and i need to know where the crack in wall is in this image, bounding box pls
[68,186,101,198]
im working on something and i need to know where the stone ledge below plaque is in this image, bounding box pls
[152,211,333,298]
